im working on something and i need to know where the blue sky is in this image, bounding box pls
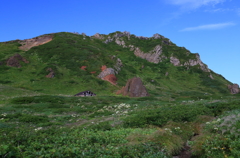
[1,0,240,84]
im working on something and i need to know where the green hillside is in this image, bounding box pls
[0,31,231,98]
[1,31,240,157]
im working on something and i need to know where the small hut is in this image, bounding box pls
[74,90,96,97]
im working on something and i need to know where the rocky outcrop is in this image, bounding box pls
[152,33,163,39]
[98,67,117,85]
[103,74,117,85]
[115,38,126,47]
[46,68,55,78]
[19,35,53,51]
[98,68,115,78]
[6,54,29,68]
[134,45,165,64]
[184,53,210,72]
[228,84,239,94]
[114,58,123,74]
[92,33,103,39]
[170,56,181,66]
[116,77,149,97]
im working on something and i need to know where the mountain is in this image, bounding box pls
[0,31,232,98]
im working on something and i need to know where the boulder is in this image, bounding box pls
[6,54,29,68]
[228,84,240,94]
[116,77,149,97]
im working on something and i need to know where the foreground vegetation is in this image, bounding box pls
[1,93,240,157]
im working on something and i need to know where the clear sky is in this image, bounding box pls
[1,0,240,84]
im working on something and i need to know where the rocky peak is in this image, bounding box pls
[152,33,163,39]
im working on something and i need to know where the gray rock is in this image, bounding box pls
[134,45,165,63]
[115,38,126,47]
[152,33,163,39]
[114,58,123,74]
[93,33,103,39]
[97,68,115,79]
[184,53,210,72]
[170,56,181,66]
[228,84,240,94]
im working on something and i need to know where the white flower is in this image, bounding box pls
[34,127,43,131]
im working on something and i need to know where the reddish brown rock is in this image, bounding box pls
[228,84,239,94]
[6,54,29,68]
[116,77,149,97]
[80,66,87,70]
[103,74,117,85]
[101,65,107,71]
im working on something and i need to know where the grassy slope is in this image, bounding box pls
[0,31,231,98]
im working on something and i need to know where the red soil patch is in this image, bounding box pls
[103,74,117,85]
[80,66,87,70]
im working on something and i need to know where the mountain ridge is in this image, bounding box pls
[0,31,233,98]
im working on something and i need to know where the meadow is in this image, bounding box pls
[1,91,240,157]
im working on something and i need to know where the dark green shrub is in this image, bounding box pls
[19,115,49,123]
[123,104,212,128]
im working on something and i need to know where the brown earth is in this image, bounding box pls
[103,74,117,85]
[6,54,29,68]
[19,35,53,51]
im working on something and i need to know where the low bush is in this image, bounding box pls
[123,104,212,128]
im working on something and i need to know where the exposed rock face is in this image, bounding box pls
[115,38,126,47]
[152,33,163,39]
[228,84,240,94]
[170,56,181,66]
[104,37,114,44]
[98,68,115,78]
[184,53,210,72]
[103,74,118,85]
[114,58,123,74]
[116,77,149,97]
[98,67,117,85]
[209,73,214,79]
[19,35,53,51]
[93,33,103,39]
[134,45,165,64]
[6,54,29,68]
[46,68,55,78]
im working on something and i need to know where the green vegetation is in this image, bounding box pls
[0,31,238,157]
